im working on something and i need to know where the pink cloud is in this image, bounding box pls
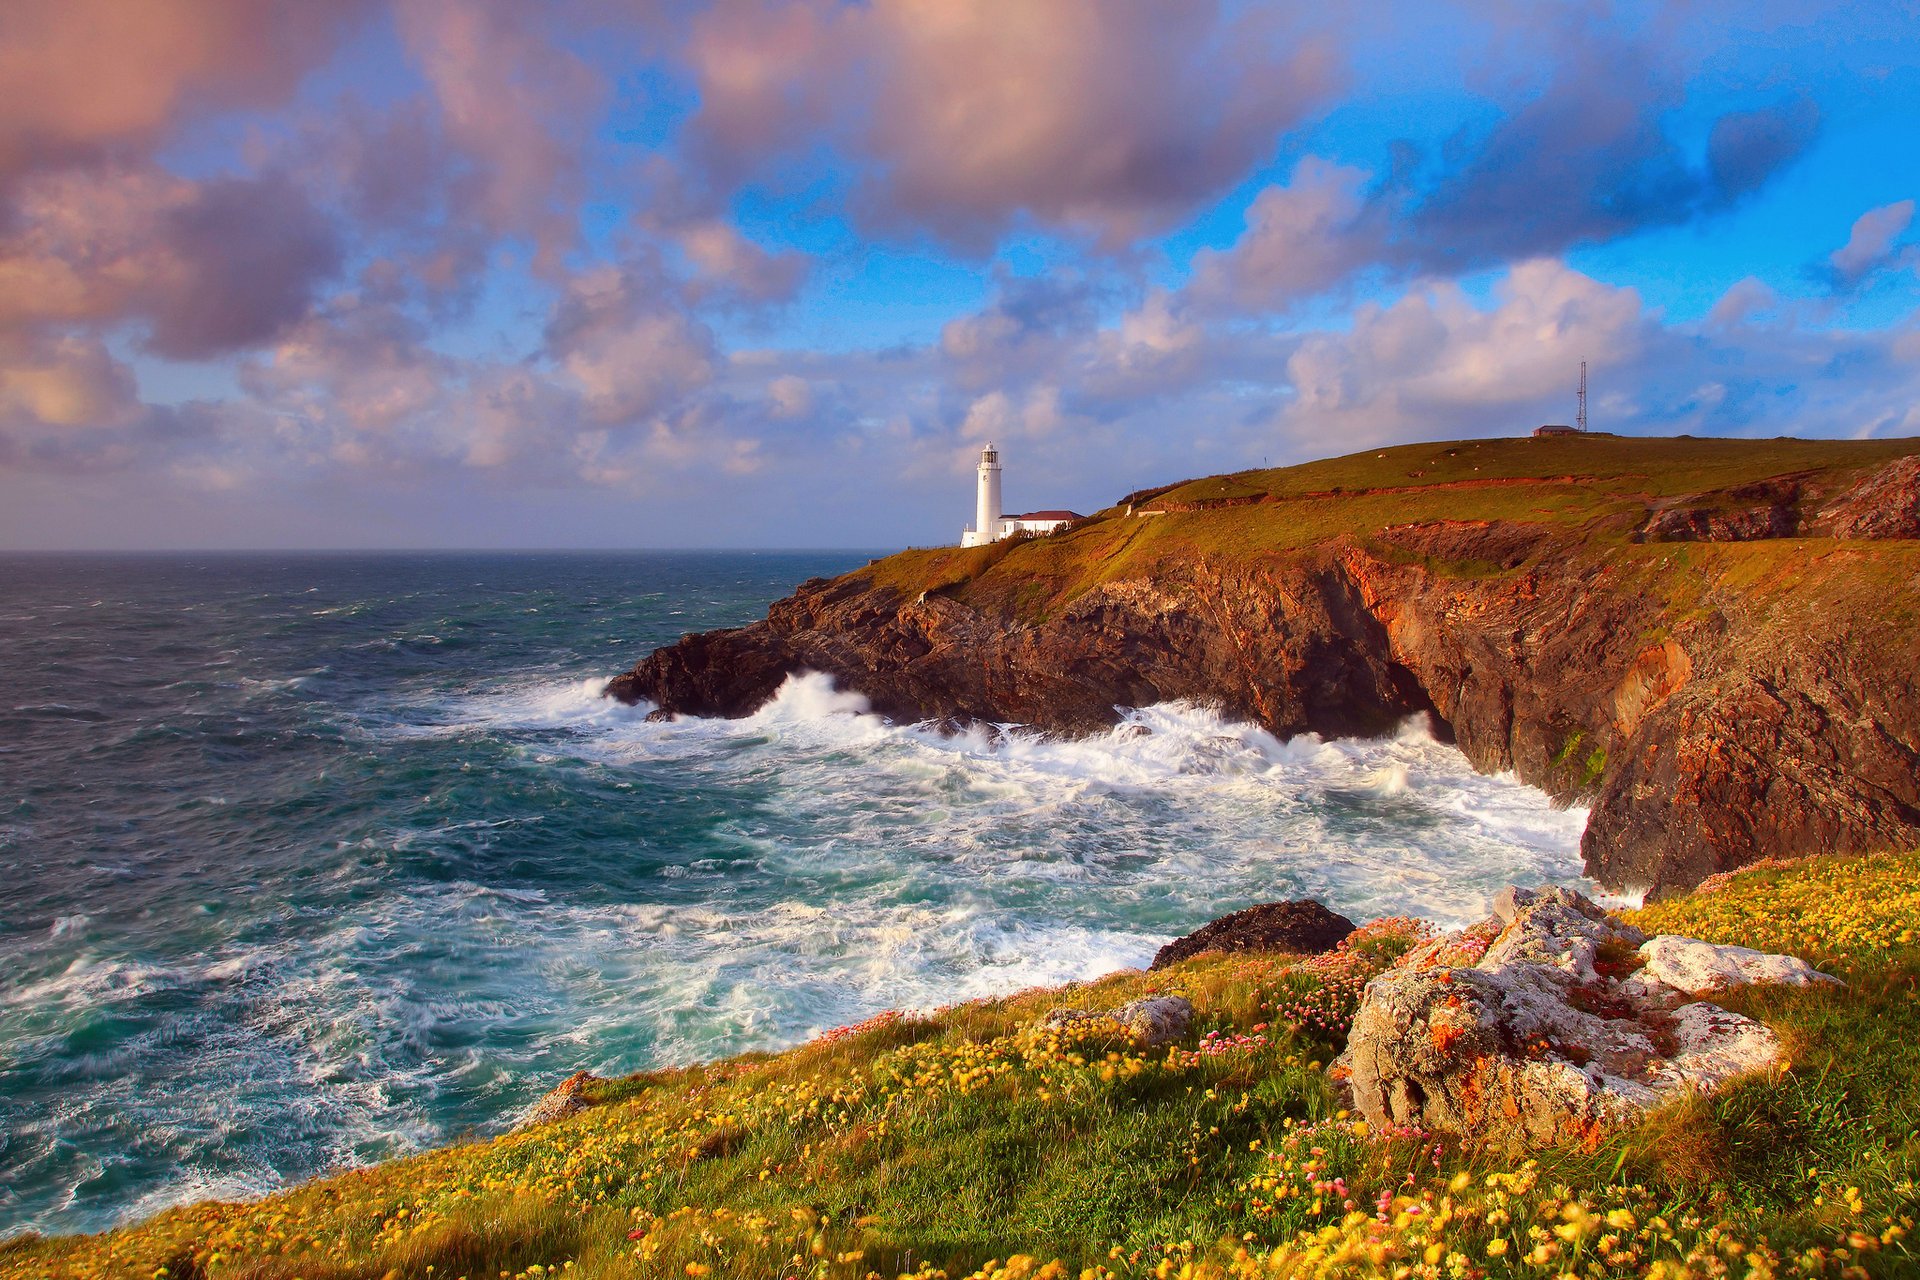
[394,0,606,265]
[687,0,1343,247]
[0,0,371,187]
[544,263,720,425]
[0,164,340,361]
[1190,159,1382,311]
[1280,260,1648,444]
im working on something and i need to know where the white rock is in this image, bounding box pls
[1635,935,1841,998]
[1042,995,1193,1048]
[1343,884,1826,1153]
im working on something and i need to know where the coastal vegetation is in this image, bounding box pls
[8,848,1919,1280]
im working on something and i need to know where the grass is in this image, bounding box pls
[9,854,1920,1280]
[853,435,1920,624]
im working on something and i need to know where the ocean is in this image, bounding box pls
[0,552,1589,1239]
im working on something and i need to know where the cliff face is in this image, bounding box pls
[609,437,1920,895]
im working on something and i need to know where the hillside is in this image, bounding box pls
[8,849,1919,1280]
[610,434,1920,894]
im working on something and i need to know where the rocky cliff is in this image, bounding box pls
[609,435,1920,894]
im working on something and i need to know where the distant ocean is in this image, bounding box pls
[0,552,1590,1238]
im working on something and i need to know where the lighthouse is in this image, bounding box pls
[960,443,1083,546]
[962,443,1003,547]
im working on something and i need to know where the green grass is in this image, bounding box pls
[855,435,1920,624]
[10,856,1920,1280]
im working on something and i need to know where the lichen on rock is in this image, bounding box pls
[1341,884,1838,1152]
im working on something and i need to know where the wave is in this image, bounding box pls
[418,670,1591,929]
[4,666,1591,1238]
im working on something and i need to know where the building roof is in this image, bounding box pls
[1008,510,1084,522]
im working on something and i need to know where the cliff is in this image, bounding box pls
[609,435,1920,894]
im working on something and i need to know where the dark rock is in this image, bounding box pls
[1151,900,1356,970]
[604,503,1920,895]
[1637,502,1798,542]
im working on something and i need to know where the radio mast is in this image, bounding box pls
[1577,360,1588,433]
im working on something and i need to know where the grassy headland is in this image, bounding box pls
[7,848,1919,1280]
[857,434,1920,625]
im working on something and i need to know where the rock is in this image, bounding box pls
[1632,935,1841,998]
[517,1070,603,1129]
[1821,456,1920,539]
[1151,900,1356,970]
[1638,502,1798,543]
[1042,995,1193,1049]
[1342,885,1826,1153]
[606,456,1920,894]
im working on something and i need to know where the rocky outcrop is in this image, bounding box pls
[608,449,1920,894]
[516,1070,603,1129]
[1821,457,1920,539]
[1041,995,1194,1049]
[1340,886,1836,1152]
[1151,900,1356,970]
[1634,935,1839,997]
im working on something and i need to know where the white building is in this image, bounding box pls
[960,443,1083,546]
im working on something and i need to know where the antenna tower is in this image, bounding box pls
[1577,360,1588,433]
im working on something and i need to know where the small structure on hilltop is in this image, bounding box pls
[960,443,1084,545]
[1535,360,1590,437]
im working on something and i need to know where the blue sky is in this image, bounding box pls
[0,0,1916,549]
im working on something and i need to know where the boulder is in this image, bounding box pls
[516,1069,603,1129]
[1151,900,1356,970]
[1042,995,1193,1049]
[1342,885,1838,1152]
[1633,935,1842,998]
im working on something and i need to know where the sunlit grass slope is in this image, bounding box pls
[8,851,1920,1280]
[858,435,1920,623]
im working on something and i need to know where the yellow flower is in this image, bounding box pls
[1486,1238,1509,1257]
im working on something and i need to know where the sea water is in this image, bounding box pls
[0,552,1590,1238]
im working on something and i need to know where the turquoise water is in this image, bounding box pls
[0,553,1589,1238]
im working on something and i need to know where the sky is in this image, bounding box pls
[0,0,1917,550]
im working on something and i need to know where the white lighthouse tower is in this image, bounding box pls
[962,443,1003,547]
[959,442,1082,546]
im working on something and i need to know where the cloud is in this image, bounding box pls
[686,0,1343,248]
[674,219,811,306]
[1707,101,1822,203]
[1189,159,1382,311]
[940,271,1104,389]
[239,294,452,441]
[1404,33,1818,269]
[393,0,605,264]
[1278,259,1648,444]
[1823,198,1916,289]
[0,164,341,361]
[544,262,720,425]
[1706,277,1780,329]
[0,0,372,190]
[0,333,141,431]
